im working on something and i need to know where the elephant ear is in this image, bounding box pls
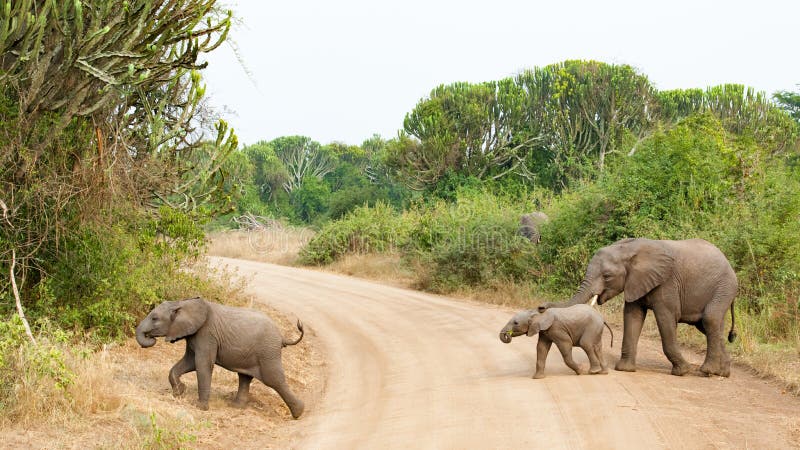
[166,297,209,342]
[624,241,674,302]
[527,312,554,336]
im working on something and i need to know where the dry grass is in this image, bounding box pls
[206,228,314,266]
[0,264,324,449]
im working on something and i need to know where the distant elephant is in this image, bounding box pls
[519,212,549,243]
[540,238,737,377]
[499,304,613,379]
[135,297,305,418]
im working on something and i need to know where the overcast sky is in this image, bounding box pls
[200,0,799,146]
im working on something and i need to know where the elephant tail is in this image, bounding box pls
[282,320,304,347]
[728,304,737,343]
[604,321,614,348]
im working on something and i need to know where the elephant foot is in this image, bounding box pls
[289,400,305,419]
[532,372,546,379]
[231,398,248,409]
[699,362,731,378]
[670,362,691,376]
[589,367,608,375]
[197,400,209,411]
[615,359,636,372]
[172,382,186,397]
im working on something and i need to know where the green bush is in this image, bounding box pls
[27,207,208,340]
[299,202,410,264]
[406,191,538,290]
[0,316,75,414]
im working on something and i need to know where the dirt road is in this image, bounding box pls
[214,257,800,449]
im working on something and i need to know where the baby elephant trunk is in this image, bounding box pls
[499,330,513,344]
[135,320,156,348]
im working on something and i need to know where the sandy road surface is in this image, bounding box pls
[213,257,800,449]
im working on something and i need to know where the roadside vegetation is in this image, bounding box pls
[0,0,322,445]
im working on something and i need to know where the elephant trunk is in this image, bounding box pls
[499,331,512,344]
[563,278,599,307]
[136,321,156,348]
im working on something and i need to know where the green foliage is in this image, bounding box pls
[657,85,797,155]
[0,0,238,341]
[299,203,410,264]
[0,317,75,413]
[390,60,657,192]
[137,412,199,450]
[227,135,410,227]
[406,192,538,291]
[23,208,206,339]
[290,176,332,224]
[300,189,539,290]
[774,87,800,123]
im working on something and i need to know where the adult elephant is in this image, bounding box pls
[519,212,549,243]
[540,238,737,377]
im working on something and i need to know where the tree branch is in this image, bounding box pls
[10,249,36,344]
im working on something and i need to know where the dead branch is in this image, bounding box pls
[10,249,36,344]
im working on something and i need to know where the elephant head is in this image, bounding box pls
[519,212,549,243]
[553,238,675,309]
[135,297,210,348]
[499,309,553,343]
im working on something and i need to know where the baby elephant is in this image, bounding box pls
[135,297,305,418]
[499,304,613,379]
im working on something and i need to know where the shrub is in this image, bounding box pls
[27,207,208,340]
[407,191,538,290]
[0,316,75,421]
[299,202,410,264]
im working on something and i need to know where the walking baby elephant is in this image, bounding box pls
[499,304,613,379]
[135,297,305,418]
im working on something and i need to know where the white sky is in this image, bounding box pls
[201,0,799,146]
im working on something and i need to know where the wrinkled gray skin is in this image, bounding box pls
[541,238,737,378]
[499,304,612,379]
[519,212,549,243]
[135,297,305,418]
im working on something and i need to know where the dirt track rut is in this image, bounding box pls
[213,257,800,449]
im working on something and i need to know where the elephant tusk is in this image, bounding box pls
[589,295,598,306]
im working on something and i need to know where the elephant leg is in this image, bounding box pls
[597,342,608,373]
[698,307,731,377]
[194,349,216,411]
[555,341,582,375]
[232,373,253,408]
[259,359,304,419]
[533,336,552,379]
[169,350,195,397]
[616,302,647,372]
[653,306,690,376]
[583,340,606,374]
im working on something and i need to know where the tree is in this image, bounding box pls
[0,0,235,322]
[290,176,331,223]
[243,143,291,201]
[658,85,797,155]
[774,87,800,123]
[517,61,657,187]
[269,136,337,192]
[388,80,531,190]
[387,61,658,191]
